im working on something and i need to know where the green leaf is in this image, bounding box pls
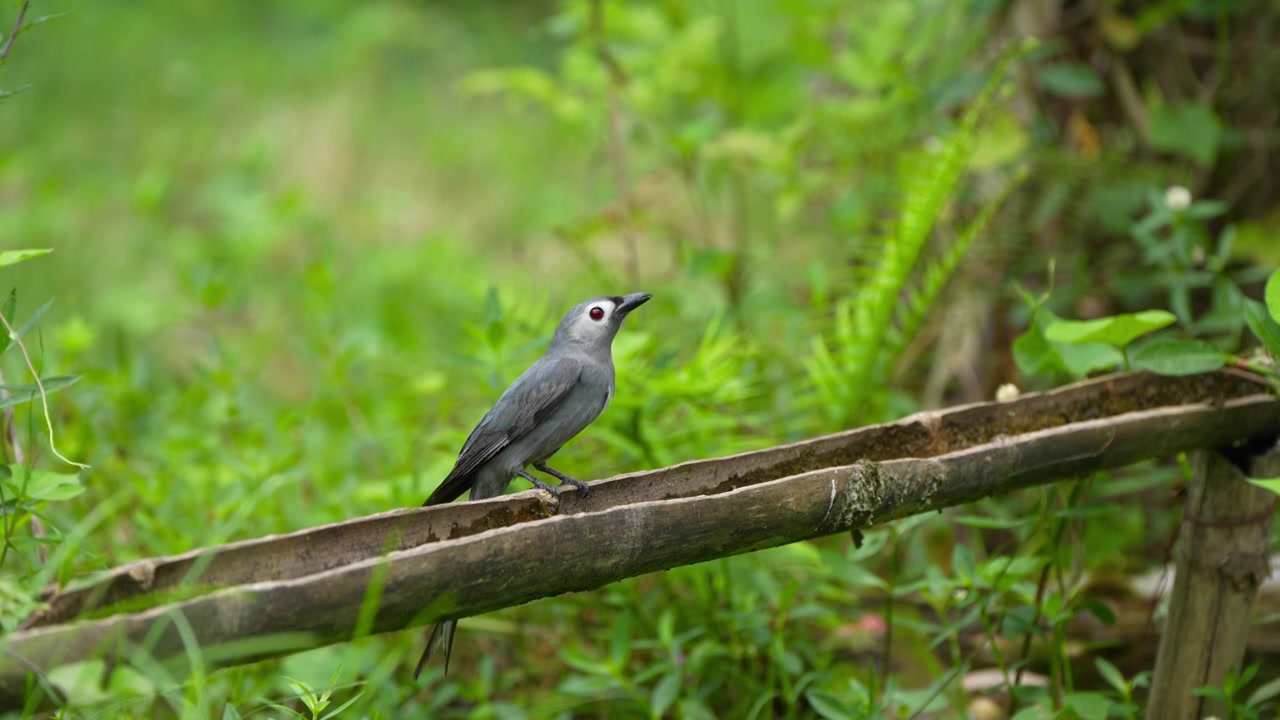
[1013,320,1059,375]
[1266,268,1280,324]
[11,297,54,348]
[952,514,1027,529]
[1076,599,1116,627]
[1247,477,1280,496]
[1014,305,1125,378]
[1245,300,1280,356]
[1149,102,1222,166]
[5,467,85,502]
[1130,338,1227,376]
[1044,310,1176,347]
[0,249,53,269]
[0,290,14,354]
[952,545,977,585]
[1248,673,1280,707]
[324,690,365,718]
[0,375,82,410]
[804,690,856,720]
[650,671,681,718]
[1095,657,1127,693]
[1056,343,1125,376]
[609,612,631,669]
[1036,62,1104,98]
[979,555,1047,584]
[1062,691,1112,720]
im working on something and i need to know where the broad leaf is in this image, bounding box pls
[1015,308,1125,378]
[1037,62,1103,98]
[1130,339,1227,375]
[1149,102,1222,166]
[1044,310,1176,347]
[3,466,85,502]
[1056,343,1125,376]
[1013,320,1058,375]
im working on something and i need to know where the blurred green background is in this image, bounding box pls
[2,0,1278,717]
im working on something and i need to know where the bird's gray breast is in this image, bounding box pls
[498,362,613,469]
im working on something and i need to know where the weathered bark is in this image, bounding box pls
[28,370,1272,629]
[0,370,1276,712]
[1145,443,1280,719]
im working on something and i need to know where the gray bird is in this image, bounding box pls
[414,291,652,680]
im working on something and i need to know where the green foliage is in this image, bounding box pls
[1245,300,1280,359]
[1128,339,1227,376]
[804,43,1028,425]
[1013,273,1127,379]
[1192,664,1273,720]
[0,250,88,639]
[0,250,52,268]
[2,0,1276,717]
[1093,657,1149,719]
[281,667,366,720]
[1016,190,1275,384]
[1247,476,1280,496]
[1043,310,1175,347]
[1148,102,1223,167]
[1266,269,1280,324]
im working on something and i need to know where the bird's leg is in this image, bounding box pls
[533,462,590,497]
[516,469,560,496]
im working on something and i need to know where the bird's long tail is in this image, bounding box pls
[416,471,499,680]
[414,619,457,680]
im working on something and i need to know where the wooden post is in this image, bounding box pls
[1146,442,1280,719]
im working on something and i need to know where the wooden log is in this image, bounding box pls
[26,370,1272,629]
[1145,442,1280,719]
[1,386,1277,712]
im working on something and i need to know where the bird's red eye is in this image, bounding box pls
[589,306,605,321]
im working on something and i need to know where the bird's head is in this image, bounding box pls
[550,292,652,352]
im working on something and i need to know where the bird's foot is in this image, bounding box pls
[533,463,590,498]
[560,476,590,496]
[517,470,560,497]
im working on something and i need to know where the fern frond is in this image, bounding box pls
[887,167,1028,364]
[802,40,1033,425]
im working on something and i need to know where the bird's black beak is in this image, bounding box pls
[616,292,652,316]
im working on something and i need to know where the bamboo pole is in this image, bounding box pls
[1146,442,1280,719]
[26,370,1272,629]
[0,387,1273,710]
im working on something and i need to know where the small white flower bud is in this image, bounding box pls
[1165,185,1192,211]
[995,383,1020,402]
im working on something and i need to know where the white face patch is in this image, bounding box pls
[586,300,616,324]
[559,298,622,346]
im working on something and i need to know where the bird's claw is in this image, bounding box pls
[561,476,590,497]
[532,463,591,498]
[526,476,560,497]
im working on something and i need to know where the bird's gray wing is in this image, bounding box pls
[423,355,584,506]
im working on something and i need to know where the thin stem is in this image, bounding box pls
[878,528,898,707]
[0,1,31,63]
[0,308,87,470]
[0,367,44,565]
